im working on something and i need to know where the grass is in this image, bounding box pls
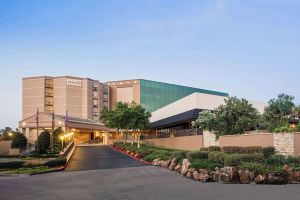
[9,166,52,175]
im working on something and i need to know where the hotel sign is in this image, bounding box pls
[67,78,82,87]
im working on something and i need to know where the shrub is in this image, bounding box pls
[186,151,209,161]
[274,125,290,133]
[208,146,221,152]
[222,146,262,154]
[208,151,226,164]
[265,155,286,166]
[171,151,187,160]
[190,159,222,170]
[262,147,275,158]
[43,157,67,167]
[0,161,25,169]
[224,153,264,166]
[11,133,27,149]
[285,156,300,167]
[239,162,268,174]
[37,130,51,154]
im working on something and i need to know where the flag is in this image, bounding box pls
[52,111,55,130]
[35,108,39,152]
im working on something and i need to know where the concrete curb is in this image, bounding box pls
[30,166,66,176]
[110,145,152,165]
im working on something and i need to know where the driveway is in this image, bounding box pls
[65,145,147,171]
[0,146,299,200]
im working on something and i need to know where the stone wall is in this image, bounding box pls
[203,131,219,147]
[273,133,295,156]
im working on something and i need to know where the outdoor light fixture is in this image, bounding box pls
[8,132,13,137]
[22,122,26,127]
[58,121,62,126]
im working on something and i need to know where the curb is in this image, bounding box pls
[30,166,66,176]
[110,145,152,165]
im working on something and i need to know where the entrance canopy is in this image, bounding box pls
[19,112,108,131]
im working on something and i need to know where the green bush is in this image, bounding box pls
[265,155,286,166]
[208,151,226,164]
[171,151,187,160]
[208,146,221,152]
[186,151,209,161]
[262,147,275,158]
[274,125,290,133]
[239,162,268,174]
[43,157,67,167]
[222,146,262,154]
[190,159,222,170]
[11,133,27,149]
[285,156,300,167]
[37,130,50,154]
[0,161,25,169]
[224,153,264,166]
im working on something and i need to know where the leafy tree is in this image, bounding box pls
[0,127,13,140]
[263,94,295,131]
[193,97,260,137]
[37,130,50,154]
[101,102,151,147]
[11,133,27,149]
[53,127,64,153]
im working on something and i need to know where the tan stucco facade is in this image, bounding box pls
[106,79,140,109]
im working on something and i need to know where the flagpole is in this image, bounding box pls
[36,108,39,153]
[51,111,55,154]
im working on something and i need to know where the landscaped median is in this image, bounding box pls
[112,142,300,184]
[0,156,67,176]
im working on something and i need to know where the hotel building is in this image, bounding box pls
[19,76,266,145]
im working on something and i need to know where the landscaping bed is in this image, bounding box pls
[112,142,300,184]
[0,156,67,176]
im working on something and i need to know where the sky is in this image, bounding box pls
[0,0,299,128]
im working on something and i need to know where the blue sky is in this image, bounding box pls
[0,0,299,128]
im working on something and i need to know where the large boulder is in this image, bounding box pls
[180,159,191,175]
[169,158,178,171]
[218,167,239,184]
[253,174,266,184]
[174,165,182,173]
[198,169,210,183]
[193,171,200,181]
[161,160,171,168]
[211,167,221,182]
[289,171,300,184]
[152,159,161,166]
[239,169,256,184]
[267,174,288,185]
[186,172,192,179]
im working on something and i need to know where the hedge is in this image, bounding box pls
[222,146,262,154]
[43,157,67,167]
[186,151,209,161]
[190,159,222,170]
[0,161,25,169]
[224,153,264,166]
[208,151,226,164]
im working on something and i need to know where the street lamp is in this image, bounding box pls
[60,135,65,149]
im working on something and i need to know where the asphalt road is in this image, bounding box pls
[0,146,299,200]
[65,145,147,171]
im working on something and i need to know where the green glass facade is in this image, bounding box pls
[140,79,229,113]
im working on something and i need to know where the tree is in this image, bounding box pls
[37,130,50,154]
[101,102,151,147]
[0,127,13,140]
[263,94,295,131]
[193,97,260,137]
[53,127,64,153]
[11,133,27,149]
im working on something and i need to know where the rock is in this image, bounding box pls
[180,159,191,175]
[239,169,254,184]
[218,167,239,184]
[169,158,178,171]
[174,165,181,173]
[152,159,161,166]
[186,172,192,178]
[193,171,200,181]
[189,168,196,173]
[198,169,210,183]
[254,174,266,184]
[211,168,220,182]
[158,160,164,167]
[162,160,171,168]
[267,174,288,185]
[289,171,300,184]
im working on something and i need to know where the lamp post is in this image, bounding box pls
[60,135,65,149]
